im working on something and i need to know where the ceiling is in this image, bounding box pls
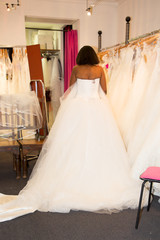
[25,0,122,30]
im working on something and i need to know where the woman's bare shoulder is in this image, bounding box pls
[93,65,103,74]
[96,65,103,70]
[72,65,82,74]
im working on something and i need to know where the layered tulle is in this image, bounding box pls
[103,43,160,195]
[0,79,147,222]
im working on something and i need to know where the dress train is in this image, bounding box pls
[0,79,147,222]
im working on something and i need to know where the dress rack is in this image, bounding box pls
[98,16,131,52]
[41,49,60,58]
[98,28,160,60]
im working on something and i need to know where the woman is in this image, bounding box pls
[0,46,146,222]
[69,45,106,93]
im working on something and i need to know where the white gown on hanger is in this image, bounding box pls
[0,79,147,222]
[129,45,160,181]
[50,57,63,121]
[108,47,134,125]
[117,46,152,150]
[0,55,7,95]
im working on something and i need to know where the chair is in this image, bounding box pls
[135,166,160,229]
[0,95,22,179]
[0,139,21,179]
[20,80,48,178]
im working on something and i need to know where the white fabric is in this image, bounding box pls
[104,42,160,195]
[0,79,147,222]
[0,55,7,94]
[41,58,54,88]
[129,45,160,179]
[0,48,41,140]
[50,57,63,121]
[0,91,42,140]
[0,48,30,95]
[108,47,134,124]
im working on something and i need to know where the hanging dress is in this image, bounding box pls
[108,47,134,127]
[50,57,63,121]
[129,44,160,183]
[0,54,7,95]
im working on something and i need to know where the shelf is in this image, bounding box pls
[41,49,60,58]
[40,49,60,53]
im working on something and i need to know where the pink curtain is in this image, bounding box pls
[64,30,78,92]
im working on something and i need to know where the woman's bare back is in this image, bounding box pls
[70,65,107,93]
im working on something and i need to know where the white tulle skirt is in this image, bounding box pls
[0,81,147,222]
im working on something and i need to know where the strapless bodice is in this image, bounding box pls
[76,78,100,98]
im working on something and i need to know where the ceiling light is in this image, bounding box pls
[4,1,20,11]
[86,7,92,16]
[11,4,16,10]
[6,3,10,11]
[86,0,94,16]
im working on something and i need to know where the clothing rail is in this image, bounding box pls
[41,49,60,58]
[100,29,160,52]
[129,29,160,43]
[98,29,160,60]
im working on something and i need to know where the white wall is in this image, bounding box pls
[23,0,118,49]
[2,0,160,49]
[0,0,118,49]
[0,1,26,47]
[117,0,160,44]
[78,2,118,49]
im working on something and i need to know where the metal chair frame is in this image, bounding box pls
[135,175,160,229]
[19,80,48,178]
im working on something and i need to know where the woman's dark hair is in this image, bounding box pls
[76,46,99,65]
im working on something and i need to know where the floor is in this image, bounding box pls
[0,152,160,240]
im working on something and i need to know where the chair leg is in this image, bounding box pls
[23,155,28,179]
[13,154,16,171]
[147,181,153,212]
[15,154,21,179]
[135,181,146,229]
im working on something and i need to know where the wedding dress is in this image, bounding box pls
[0,79,147,222]
[50,57,63,121]
[105,43,160,195]
[129,45,160,182]
[108,47,134,124]
[0,54,7,95]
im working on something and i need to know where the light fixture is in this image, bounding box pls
[85,0,100,16]
[4,0,20,11]
[86,7,93,16]
[86,0,98,16]
[6,3,10,11]
[11,4,16,10]
[86,0,93,16]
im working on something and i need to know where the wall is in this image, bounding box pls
[78,2,118,50]
[0,1,26,46]
[1,0,160,49]
[117,0,160,44]
[0,0,118,49]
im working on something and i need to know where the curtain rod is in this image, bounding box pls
[25,27,69,32]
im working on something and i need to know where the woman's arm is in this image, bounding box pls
[69,66,77,87]
[100,67,107,94]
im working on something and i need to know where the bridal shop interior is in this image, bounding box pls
[1,0,160,239]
